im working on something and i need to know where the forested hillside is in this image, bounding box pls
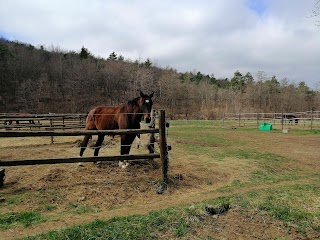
[0,38,319,119]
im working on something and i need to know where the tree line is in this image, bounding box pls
[0,38,319,119]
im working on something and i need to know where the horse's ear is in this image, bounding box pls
[149,92,154,98]
[140,90,144,97]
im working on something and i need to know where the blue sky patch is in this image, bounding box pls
[247,0,267,15]
[0,31,13,40]
[0,31,30,43]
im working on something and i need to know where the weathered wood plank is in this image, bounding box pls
[159,110,169,184]
[0,153,160,166]
[0,117,45,121]
[0,129,159,137]
[0,168,4,187]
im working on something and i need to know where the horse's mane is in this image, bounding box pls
[127,96,140,106]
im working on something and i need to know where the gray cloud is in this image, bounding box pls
[1,0,320,88]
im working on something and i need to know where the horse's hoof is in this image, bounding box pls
[121,162,130,169]
[156,182,168,194]
[77,162,84,167]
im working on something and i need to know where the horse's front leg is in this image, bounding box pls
[94,134,105,156]
[80,135,91,157]
[119,134,136,168]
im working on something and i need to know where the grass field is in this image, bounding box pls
[0,120,319,239]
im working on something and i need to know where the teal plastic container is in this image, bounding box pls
[259,122,272,131]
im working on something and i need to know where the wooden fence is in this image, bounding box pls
[0,113,87,144]
[0,113,86,130]
[222,110,320,130]
[0,110,170,192]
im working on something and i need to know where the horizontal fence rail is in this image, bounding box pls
[0,112,159,132]
[0,154,161,166]
[222,110,320,130]
[0,113,86,131]
[0,110,170,190]
[0,129,159,138]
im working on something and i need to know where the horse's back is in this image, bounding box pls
[86,106,120,130]
[15,113,33,117]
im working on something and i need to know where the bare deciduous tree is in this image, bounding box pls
[0,39,319,118]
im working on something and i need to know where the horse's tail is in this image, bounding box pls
[80,109,96,156]
[85,108,97,130]
[84,111,89,125]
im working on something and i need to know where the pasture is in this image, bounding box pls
[0,120,319,239]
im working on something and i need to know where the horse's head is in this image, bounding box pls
[138,91,154,123]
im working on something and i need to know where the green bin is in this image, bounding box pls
[259,122,272,131]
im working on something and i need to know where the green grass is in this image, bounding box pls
[291,129,320,135]
[170,119,320,134]
[249,169,299,183]
[170,120,312,201]
[170,120,221,127]
[236,183,320,235]
[19,183,320,239]
[170,122,280,159]
[217,170,301,193]
[68,202,100,214]
[0,212,42,229]
[216,179,245,192]
[214,149,287,162]
[171,120,306,186]
[21,209,190,239]
[4,195,23,205]
[20,197,230,240]
[35,205,57,212]
[1,190,63,214]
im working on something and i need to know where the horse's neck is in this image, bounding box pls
[123,103,143,124]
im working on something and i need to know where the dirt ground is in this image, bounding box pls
[0,129,319,239]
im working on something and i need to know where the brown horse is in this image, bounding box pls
[79,91,154,166]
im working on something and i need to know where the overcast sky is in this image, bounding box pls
[1,0,320,89]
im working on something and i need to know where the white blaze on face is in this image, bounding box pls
[145,100,150,103]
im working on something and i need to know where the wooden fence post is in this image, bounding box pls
[147,110,156,154]
[222,113,225,127]
[0,168,5,188]
[159,110,169,186]
[281,109,284,130]
[311,109,313,130]
[50,118,54,144]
